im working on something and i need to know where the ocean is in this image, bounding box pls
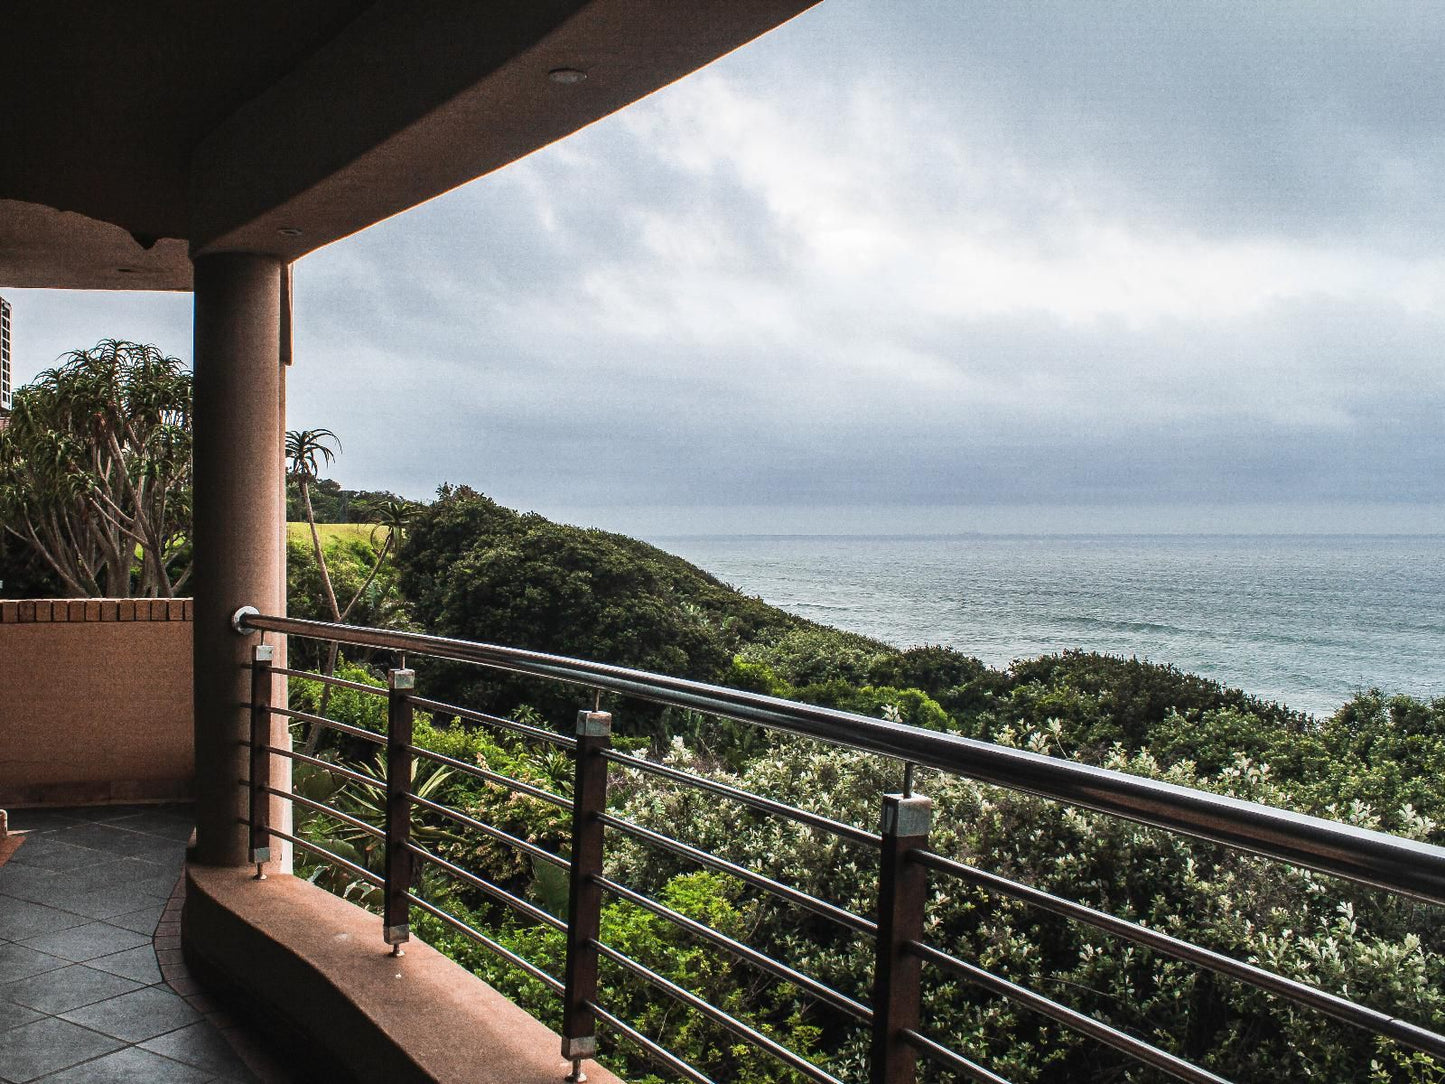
[651,534,1445,718]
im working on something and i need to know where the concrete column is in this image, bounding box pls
[192,253,286,867]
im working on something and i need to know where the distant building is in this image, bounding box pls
[0,295,11,427]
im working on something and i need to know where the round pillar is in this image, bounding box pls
[191,253,286,867]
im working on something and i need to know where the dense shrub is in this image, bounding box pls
[285,490,1445,1082]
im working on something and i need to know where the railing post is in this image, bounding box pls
[562,708,612,1082]
[248,644,274,879]
[385,668,415,955]
[871,792,932,1084]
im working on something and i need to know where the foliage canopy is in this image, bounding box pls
[250,480,1445,1082]
[0,339,191,596]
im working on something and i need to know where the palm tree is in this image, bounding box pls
[286,428,341,624]
[304,496,422,751]
[340,496,420,623]
[288,428,349,755]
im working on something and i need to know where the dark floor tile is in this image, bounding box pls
[20,922,151,964]
[40,826,159,860]
[6,839,109,874]
[1,963,143,1014]
[0,1002,47,1032]
[87,946,161,986]
[0,865,62,900]
[0,811,84,836]
[106,904,166,937]
[125,848,185,871]
[74,806,158,823]
[132,872,184,900]
[0,943,69,984]
[33,1045,215,1083]
[211,1030,278,1083]
[1,864,158,909]
[101,814,196,844]
[31,885,161,923]
[37,860,157,894]
[75,842,190,877]
[139,1021,257,1080]
[0,898,89,942]
[125,840,188,867]
[0,1017,125,1082]
[60,985,200,1044]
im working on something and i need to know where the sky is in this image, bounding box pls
[7,0,1445,536]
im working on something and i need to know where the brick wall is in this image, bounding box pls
[0,598,193,807]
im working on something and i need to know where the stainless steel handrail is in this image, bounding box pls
[909,940,1231,1084]
[914,848,1445,1060]
[236,609,1445,906]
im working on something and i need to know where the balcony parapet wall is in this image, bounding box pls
[184,866,625,1084]
[0,597,193,807]
[0,597,193,623]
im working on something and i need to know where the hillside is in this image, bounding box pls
[376,486,1320,761]
[285,484,1445,1084]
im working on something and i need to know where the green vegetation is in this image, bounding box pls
[285,522,375,546]
[6,352,1436,1078]
[286,518,415,672]
[0,340,191,596]
[397,484,875,733]
[284,483,1445,1084]
[285,476,403,525]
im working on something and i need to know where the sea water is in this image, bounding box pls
[652,534,1445,718]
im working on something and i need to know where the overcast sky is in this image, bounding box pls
[8,1,1445,535]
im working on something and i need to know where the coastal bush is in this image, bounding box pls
[603,729,1445,1083]
[286,526,414,670]
[396,485,818,728]
[282,493,1445,1082]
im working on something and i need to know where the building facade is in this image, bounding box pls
[0,295,11,426]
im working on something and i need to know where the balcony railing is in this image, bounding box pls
[231,608,1445,1084]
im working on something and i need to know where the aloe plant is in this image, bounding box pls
[292,755,458,907]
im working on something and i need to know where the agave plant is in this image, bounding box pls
[292,755,458,906]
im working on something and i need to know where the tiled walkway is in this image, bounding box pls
[0,806,266,1083]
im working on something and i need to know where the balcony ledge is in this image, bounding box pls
[183,865,622,1084]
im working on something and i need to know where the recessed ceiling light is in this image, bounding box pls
[548,68,587,85]
[277,227,303,237]
[116,267,139,274]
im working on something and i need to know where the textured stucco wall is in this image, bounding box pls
[0,599,193,807]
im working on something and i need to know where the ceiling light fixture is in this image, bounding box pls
[277,227,303,237]
[548,68,587,85]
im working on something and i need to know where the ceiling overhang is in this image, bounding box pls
[0,0,820,292]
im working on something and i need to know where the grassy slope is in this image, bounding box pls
[287,522,377,546]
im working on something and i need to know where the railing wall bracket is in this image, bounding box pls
[562,708,612,1081]
[871,793,932,1084]
[384,668,416,954]
[249,643,274,877]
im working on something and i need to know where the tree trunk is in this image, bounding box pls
[301,477,341,621]
[300,475,343,755]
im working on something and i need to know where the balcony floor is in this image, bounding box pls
[0,806,284,1083]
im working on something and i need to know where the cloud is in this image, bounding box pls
[3,289,192,378]
[10,1,1445,531]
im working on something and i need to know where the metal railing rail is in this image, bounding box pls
[595,873,874,1023]
[234,609,1445,905]
[405,889,566,994]
[909,939,1232,1084]
[235,609,1445,1084]
[596,811,878,936]
[405,741,572,810]
[912,848,1445,1057]
[901,1027,1014,1084]
[602,747,882,848]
